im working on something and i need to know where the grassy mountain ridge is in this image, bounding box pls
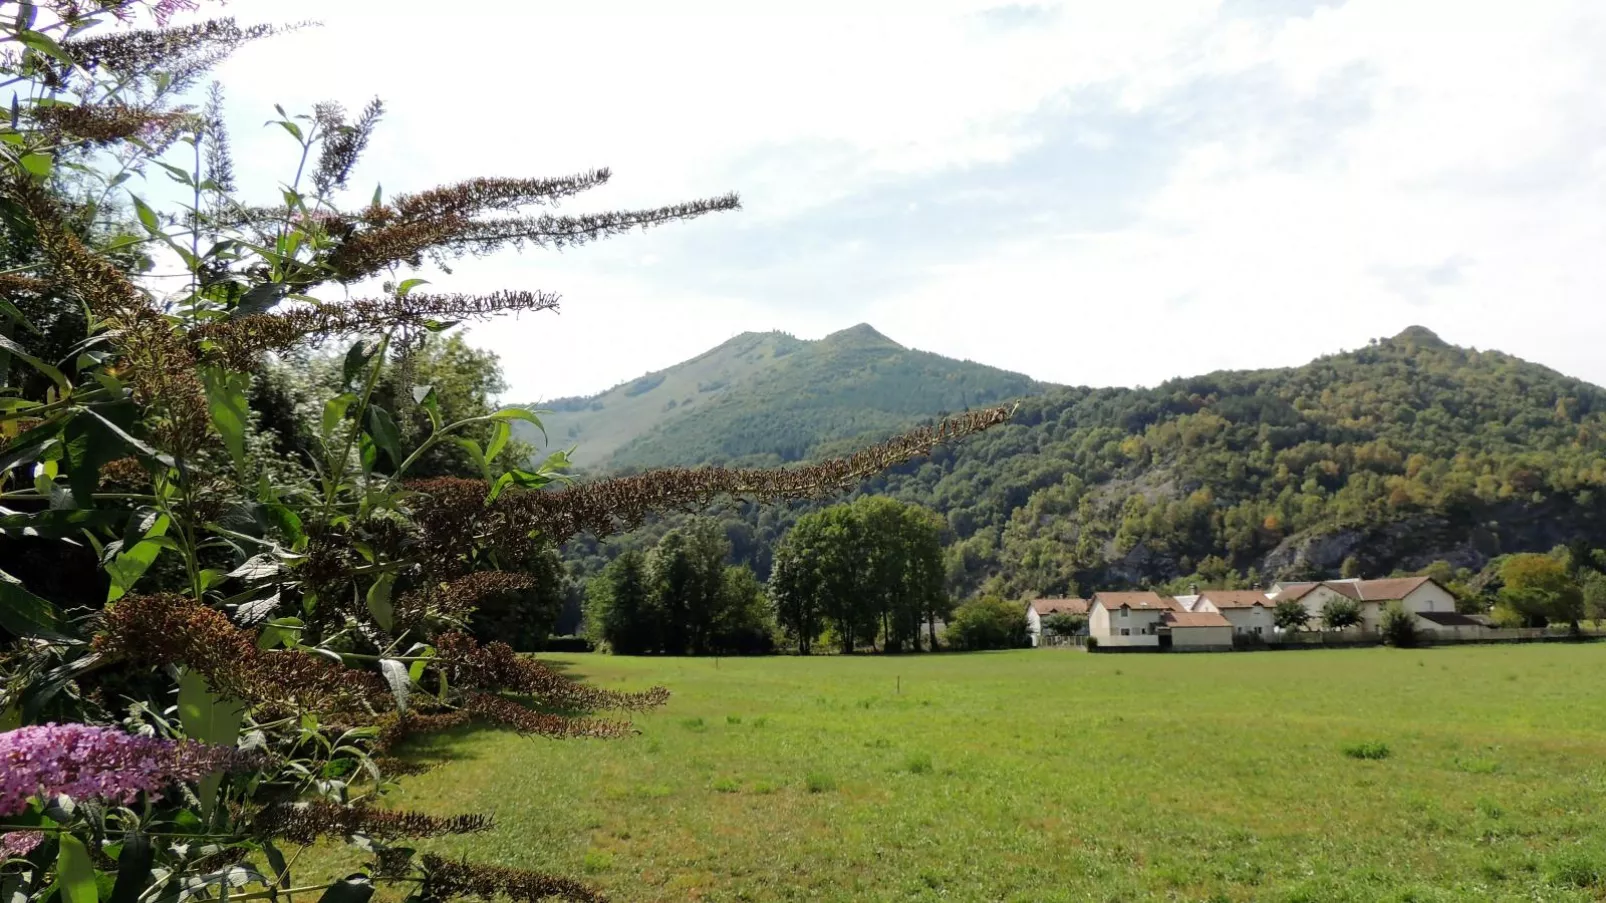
[559,326,1606,602]
[524,324,1046,469]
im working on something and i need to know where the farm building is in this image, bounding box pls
[1270,577,1459,631]
[1026,598,1088,646]
[1161,610,1234,649]
[1088,592,1179,648]
[1194,589,1277,637]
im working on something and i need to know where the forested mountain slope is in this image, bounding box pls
[561,327,1606,600]
[524,324,1045,469]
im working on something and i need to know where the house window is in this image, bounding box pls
[1120,608,1129,619]
[1120,628,1131,636]
[1253,626,1263,636]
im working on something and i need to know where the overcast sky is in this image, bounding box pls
[206,0,1606,401]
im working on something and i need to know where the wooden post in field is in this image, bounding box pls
[896,675,901,695]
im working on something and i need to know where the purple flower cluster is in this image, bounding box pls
[0,724,251,816]
[0,830,44,859]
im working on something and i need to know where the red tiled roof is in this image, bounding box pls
[1164,610,1232,628]
[1091,592,1178,612]
[1348,576,1435,602]
[1198,590,1274,609]
[1030,598,1089,616]
[1270,582,1321,602]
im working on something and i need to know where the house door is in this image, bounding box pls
[1158,632,1173,650]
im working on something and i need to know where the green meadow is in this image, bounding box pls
[380,646,1606,902]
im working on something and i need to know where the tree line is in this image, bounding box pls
[580,497,1035,654]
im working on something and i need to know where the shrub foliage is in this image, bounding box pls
[0,5,1007,900]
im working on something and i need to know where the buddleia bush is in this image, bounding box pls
[0,2,1011,900]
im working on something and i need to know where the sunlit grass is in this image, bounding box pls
[367,645,1606,901]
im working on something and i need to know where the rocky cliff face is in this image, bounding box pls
[1259,500,1603,579]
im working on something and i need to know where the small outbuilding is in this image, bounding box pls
[1161,610,1234,649]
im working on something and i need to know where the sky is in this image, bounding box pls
[203,0,1606,402]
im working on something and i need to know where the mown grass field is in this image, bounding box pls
[377,646,1606,902]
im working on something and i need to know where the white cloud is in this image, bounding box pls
[193,0,1606,398]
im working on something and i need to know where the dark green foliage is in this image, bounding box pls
[466,546,565,652]
[1273,598,1311,631]
[563,326,1606,601]
[945,596,1029,651]
[767,498,949,654]
[585,525,775,655]
[1042,612,1087,636]
[1321,597,1362,630]
[586,550,656,654]
[1379,601,1418,647]
[1342,741,1391,760]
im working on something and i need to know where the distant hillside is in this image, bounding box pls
[559,326,1606,602]
[522,324,1045,469]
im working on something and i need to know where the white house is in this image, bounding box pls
[1268,582,1361,628]
[1161,610,1234,649]
[1325,576,1459,630]
[1195,589,1277,637]
[1026,598,1089,647]
[1088,592,1179,647]
[1270,577,1464,632]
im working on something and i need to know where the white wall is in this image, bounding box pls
[1200,602,1276,637]
[1095,634,1160,648]
[1171,626,1233,648]
[1402,583,1457,614]
[1299,586,1353,625]
[1090,605,1165,638]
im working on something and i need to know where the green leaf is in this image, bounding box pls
[455,438,490,481]
[321,393,355,443]
[0,413,66,476]
[366,573,395,632]
[82,408,174,468]
[202,366,251,472]
[0,333,69,393]
[341,340,375,388]
[262,841,289,897]
[413,385,439,430]
[104,515,169,602]
[263,502,304,547]
[256,617,304,651]
[62,405,139,505]
[358,433,377,475]
[0,508,124,537]
[0,570,79,642]
[396,278,428,297]
[17,28,75,68]
[178,670,243,819]
[57,835,97,903]
[485,421,511,463]
[108,833,153,903]
[364,405,403,471]
[491,407,546,442]
[232,282,287,319]
[129,194,161,234]
[407,647,434,684]
[19,152,51,177]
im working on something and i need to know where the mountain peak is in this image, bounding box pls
[823,323,902,348]
[1391,325,1447,347]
